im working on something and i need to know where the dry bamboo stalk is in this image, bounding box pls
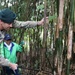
[58,0,64,30]
[67,22,73,59]
[57,0,64,75]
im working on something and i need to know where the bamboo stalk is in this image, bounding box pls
[66,23,73,75]
[57,0,64,75]
[66,0,74,75]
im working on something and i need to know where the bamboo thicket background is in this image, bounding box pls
[0,0,75,75]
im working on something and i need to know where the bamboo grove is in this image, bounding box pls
[0,0,75,75]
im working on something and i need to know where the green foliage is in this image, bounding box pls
[0,0,75,74]
[36,4,44,11]
[49,13,57,21]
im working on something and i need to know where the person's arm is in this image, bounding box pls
[12,18,47,28]
[13,20,38,28]
[0,55,10,66]
[0,55,18,70]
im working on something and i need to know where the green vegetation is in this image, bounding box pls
[0,0,75,75]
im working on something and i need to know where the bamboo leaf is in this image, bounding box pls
[49,13,57,21]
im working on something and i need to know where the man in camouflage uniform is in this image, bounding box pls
[0,8,48,72]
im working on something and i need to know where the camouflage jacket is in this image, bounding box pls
[0,20,38,66]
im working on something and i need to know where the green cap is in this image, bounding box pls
[0,8,16,24]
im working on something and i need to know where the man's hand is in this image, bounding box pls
[9,63,18,71]
[37,17,49,25]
